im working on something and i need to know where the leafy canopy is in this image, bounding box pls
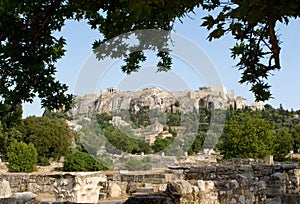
[18,116,71,164]
[218,111,275,159]
[1,0,300,119]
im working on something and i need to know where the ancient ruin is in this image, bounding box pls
[0,159,300,203]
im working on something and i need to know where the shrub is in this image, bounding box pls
[63,151,108,172]
[7,141,37,172]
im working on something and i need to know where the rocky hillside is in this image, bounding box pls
[68,86,238,119]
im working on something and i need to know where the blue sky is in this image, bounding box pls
[23,9,300,117]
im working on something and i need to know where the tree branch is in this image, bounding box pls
[268,21,281,69]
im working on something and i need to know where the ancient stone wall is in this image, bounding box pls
[1,160,300,203]
[0,172,106,203]
[0,173,56,193]
[171,160,300,204]
[125,160,300,204]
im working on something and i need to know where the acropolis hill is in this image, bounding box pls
[69,85,263,118]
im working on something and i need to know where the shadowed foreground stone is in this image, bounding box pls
[124,194,174,204]
[0,192,36,204]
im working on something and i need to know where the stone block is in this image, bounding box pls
[53,172,106,203]
[197,180,206,192]
[159,184,168,192]
[167,180,193,196]
[264,155,274,165]
[0,179,11,198]
[109,183,122,198]
[205,181,214,191]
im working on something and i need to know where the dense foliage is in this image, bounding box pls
[188,107,211,154]
[63,151,107,172]
[0,116,73,167]
[0,124,23,156]
[152,137,173,153]
[218,111,275,159]
[130,106,151,127]
[97,112,152,154]
[18,116,72,165]
[217,105,300,160]
[7,141,38,172]
[104,125,152,154]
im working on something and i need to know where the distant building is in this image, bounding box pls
[158,131,173,139]
[107,87,119,93]
[236,96,247,110]
[250,101,264,111]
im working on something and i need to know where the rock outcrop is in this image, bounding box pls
[68,86,256,120]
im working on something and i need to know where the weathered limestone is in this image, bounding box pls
[0,179,11,198]
[109,183,122,198]
[125,159,300,204]
[69,86,264,121]
[167,180,193,195]
[10,192,36,200]
[0,159,300,203]
[54,172,106,203]
[0,172,106,203]
[165,180,219,204]
[180,159,300,204]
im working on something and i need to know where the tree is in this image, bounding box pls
[18,116,71,164]
[273,127,294,161]
[0,103,23,128]
[1,0,299,120]
[88,0,300,101]
[291,123,300,152]
[130,106,151,127]
[7,141,38,173]
[0,126,23,157]
[200,1,300,101]
[189,131,206,154]
[0,0,73,121]
[218,111,275,159]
